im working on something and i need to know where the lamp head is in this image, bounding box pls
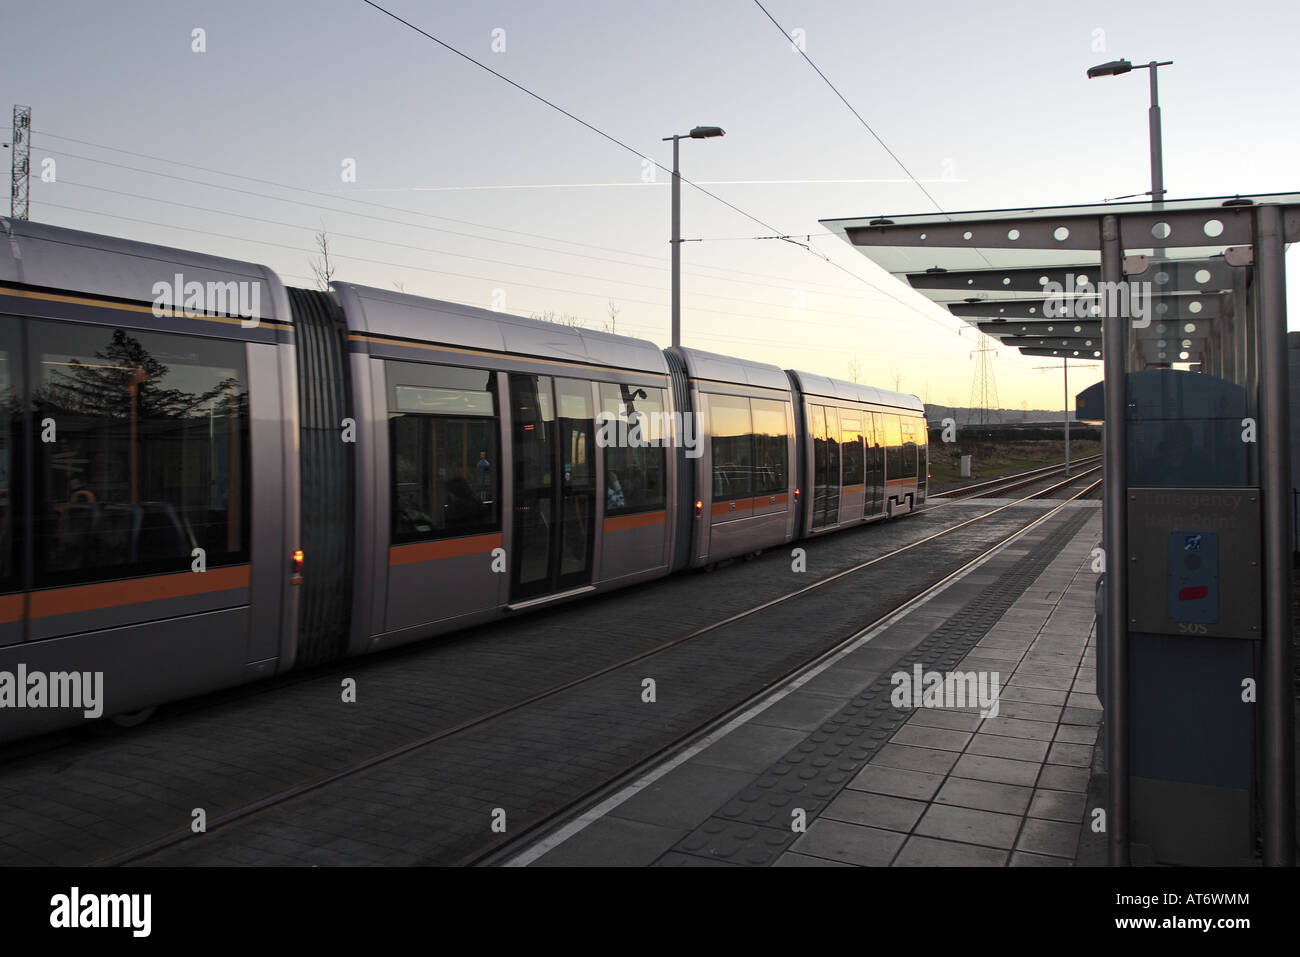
[1087,59,1133,78]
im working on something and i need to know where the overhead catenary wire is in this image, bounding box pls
[44,199,959,360]
[751,0,999,276]
[358,0,968,340]
[27,119,966,339]
[39,198,948,346]
[29,130,892,299]
[44,173,895,309]
[752,0,947,216]
[50,179,901,318]
[42,181,941,336]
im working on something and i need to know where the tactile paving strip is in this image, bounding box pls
[657,508,1092,866]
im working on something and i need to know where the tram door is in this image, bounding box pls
[509,375,596,601]
[810,404,841,529]
[865,412,885,516]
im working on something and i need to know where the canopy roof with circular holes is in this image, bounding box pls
[821,193,1300,368]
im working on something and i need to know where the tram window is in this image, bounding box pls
[30,321,250,586]
[389,364,499,544]
[889,415,916,479]
[0,341,18,592]
[390,415,500,542]
[558,382,593,489]
[750,399,788,496]
[884,414,905,477]
[709,394,753,500]
[388,361,495,416]
[840,413,864,488]
[599,383,667,515]
[900,418,919,478]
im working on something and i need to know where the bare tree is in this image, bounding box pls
[311,230,335,291]
[604,299,621,335]
[532,309,585,328]
[392,280,405,293]
[846,355,862,383]
[891,365,903,392]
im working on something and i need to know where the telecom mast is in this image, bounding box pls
[10,105,31,220]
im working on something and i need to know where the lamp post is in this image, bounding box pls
[664,126,725,348]
[1086,59,1173,204]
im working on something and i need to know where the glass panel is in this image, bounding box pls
[821,406,841,524]
[914,415,928,491]
[555,378,594,584]
[599,383,667,514]
[865,412,885,512]
[0,334,19,592]
[884,414,904,482]
[839,413,864,488]
[388,362,495,415]
[810,404,827,526]
[710,394,753,500]
[510,374,555,597]
[899,417,918,479]
[394,385,493,416]
[32,322,249,585]
[750,399,788,496]
[390,415,499,543]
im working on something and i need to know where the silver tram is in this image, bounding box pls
[0,220,926,741]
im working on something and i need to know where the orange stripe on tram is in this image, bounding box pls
[29,565,252,619]
[603,511,666,533]
[389,532,503,566]
[709,493,790,516]
[0,593,23,624]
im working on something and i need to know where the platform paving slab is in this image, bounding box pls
[529,507,1104,867]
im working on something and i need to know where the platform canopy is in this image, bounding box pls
[821,193,1300,368]
[826,192,1300,869]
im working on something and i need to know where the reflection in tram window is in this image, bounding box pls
[895,416,918,479]
[0,344,17,592]
[750,399,789,496]
[865,412,885,513]
[709,394,753,500]
[815,405,841,526]
[911,416,929,491]
[599,383,667,515]
[388,363,499,543]
[555,379,595,581]
[840,415,864,488]
[30,322,249,585]
[884,414,905,479]
[388,362,496,416]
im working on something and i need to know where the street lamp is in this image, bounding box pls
[1087,58,1173,203]
[664,125,725,348]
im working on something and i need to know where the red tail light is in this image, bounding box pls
[694,500,703,517]
[794,487,801,502]
[291,548,304,583]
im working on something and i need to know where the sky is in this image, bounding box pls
[3,0,1299,412]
